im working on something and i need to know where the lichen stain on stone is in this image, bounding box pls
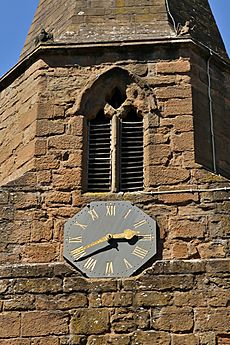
[115,0,126,14]
[115,0,125,9]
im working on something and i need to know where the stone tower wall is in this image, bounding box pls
[0,43,229,343]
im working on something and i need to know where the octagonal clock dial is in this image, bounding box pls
[63,201,157,278]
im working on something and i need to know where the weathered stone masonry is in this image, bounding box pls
[0,261,229,345]
[0,0,229,343]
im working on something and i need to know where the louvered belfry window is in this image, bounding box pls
[88,111,112,192]
[87,99,144,192]
[121,110,144,192]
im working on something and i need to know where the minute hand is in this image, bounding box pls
[80,235,111,252]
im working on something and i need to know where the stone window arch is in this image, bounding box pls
[73,67,158,193]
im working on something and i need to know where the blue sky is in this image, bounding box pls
[0,0,229,77]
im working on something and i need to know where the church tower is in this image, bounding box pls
[0,1,229,343]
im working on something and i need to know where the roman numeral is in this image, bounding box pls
[75,220,87,230]
[105,262,114,275]
[124,209,132,219]
[134,219,147,228]
[140,234,154,241]
[132,246,148,259]
[84,258,97,271]
[71,246,86,260]
[106,204,116,216]
[69,236,82,243]
[88,209,99,221]
[123,258,133,269]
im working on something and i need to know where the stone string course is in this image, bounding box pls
[0,261,229,344]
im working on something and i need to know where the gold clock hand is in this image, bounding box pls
[112,229,140,240]
[80,234,112,252]
[72,229,140,260]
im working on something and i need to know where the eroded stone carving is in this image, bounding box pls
[68,67,158,120]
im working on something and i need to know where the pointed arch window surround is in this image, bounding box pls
[87,91,144,193]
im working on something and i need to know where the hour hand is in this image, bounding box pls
[111,229,140,240]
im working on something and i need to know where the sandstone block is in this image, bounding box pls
[0,191,9,204]
[52,168,82,189]
[45,191,72,205]
[173,115,194,133]
[101,292,133,307]
[148,166,190,186]
[168,218,205,239]
[135,291,171,306]
[195,308,230,332]
[123,274,194,291]
[0,312,21,338]
[34,139,47,156]
[88,293,102,308]
[146,144,171,165]
[22,243,60,263]
[37,102,54,119]
[67,116,84,136]
[87,334,130,345]
[31,219,53,242]
[12,192,38,210]
[208,289,230,307]
[0,279,10,293]
[35,293,87,310]
[15,140,36,168]
[30,338,59,345]
[151,260,206,274]
[36,119,65,136]
[111,309,137,333]
[206,260,230,273]
[21,311,68,336]
[174,291,207,307]
[63,335,86,345]
[163,98,193,116]
[156,59,191,74]
[35,155,60,170]
[128,63,148,76]
[64,277,117,293]
[159,192,199,205]
[172,334,199,345]
[37,170,52,184]
[153,306,194,332]
[4,294,35,311]
[23,121,36,144]
[155,86,191,99]
[71,309,109,335]
[132,331,170,345]
[0,339,30,345]
[18,106,38,131]
[12,278,62,294]
[146,75,176,86]
[198,242,226,259]
[48,135,82,150]
[172,132,194,152]
[171,242,189,259]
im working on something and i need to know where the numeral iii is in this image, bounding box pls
[132,246,148,259]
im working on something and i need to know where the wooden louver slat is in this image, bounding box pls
[87,121,111,192]
[120,120,144,191]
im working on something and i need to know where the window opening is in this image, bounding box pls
[87,105,144,193]
[87,110,111,192]
[120,110,144,191]
[106,87,126,109]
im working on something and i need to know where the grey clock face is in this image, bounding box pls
[63,201,157,278]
